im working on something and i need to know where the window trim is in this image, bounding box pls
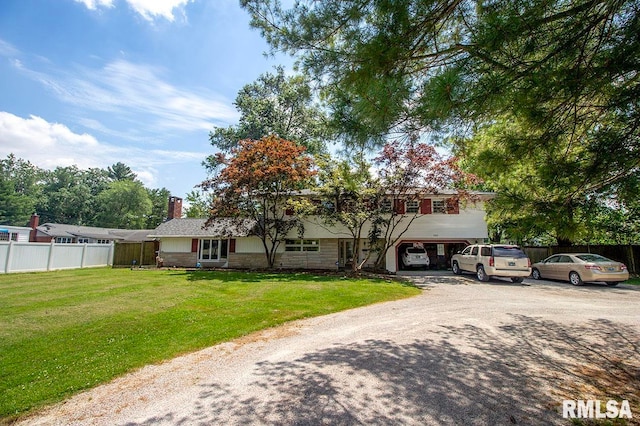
[198,238,229,261]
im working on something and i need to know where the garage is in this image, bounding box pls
[396,241,468,271]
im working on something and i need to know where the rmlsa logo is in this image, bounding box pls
[562,400,633,419]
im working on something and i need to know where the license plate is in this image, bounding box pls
[508,261,516,266]
[607,267,615,271]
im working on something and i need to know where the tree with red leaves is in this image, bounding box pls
[201,135,315,269]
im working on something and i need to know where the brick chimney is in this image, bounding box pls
[167,196,183,220]
[29,213,39,242]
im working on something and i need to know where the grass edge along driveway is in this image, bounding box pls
[0,268,420,421]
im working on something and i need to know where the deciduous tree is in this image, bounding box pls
[201,135,315,269]
[207,66,330,161]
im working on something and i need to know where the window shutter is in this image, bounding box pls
[191,238,199,252]
[446,198,460,214]
[229,238,236,253]
[420,199,432,214]
[394,199,405,215]
[285,208,294,216]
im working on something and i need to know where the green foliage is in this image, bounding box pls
[0,268,419,420]
[146,187,171,228]
[242,0,640,244]
[107,162,137,181]
[0,155,42,226]
[184,189,211,218]
[0,154,176,229]
[207,66,330,163]
[96,181,153,229]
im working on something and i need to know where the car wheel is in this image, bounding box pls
[569,271,583,286]
[607,282,620,287]
[531,268,541,280]
[511,277,524,283]
[476,265,490,282]
[452,261,461,275]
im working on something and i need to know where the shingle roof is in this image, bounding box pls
[37,223,154,242]
[148,218,255,238]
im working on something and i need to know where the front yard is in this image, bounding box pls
[0,268,419,421]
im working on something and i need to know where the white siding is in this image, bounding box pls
[235,237,265,253]
[160,238,192,253]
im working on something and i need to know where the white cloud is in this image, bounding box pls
[0,112,206,187]
[74,0,192,21]
[18,59,238,134]
[0,39,20,57]
[73,0,114,10]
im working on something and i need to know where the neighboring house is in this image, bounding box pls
[28,214,153,244]
[0,225,32,242]
[149,193,493,273]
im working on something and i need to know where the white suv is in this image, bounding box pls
[451,244,531,283]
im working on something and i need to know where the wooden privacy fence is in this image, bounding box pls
[0,241,113,273]
[523,245,640,274]
[112,241,158,266]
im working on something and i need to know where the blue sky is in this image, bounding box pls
[0,0,291,199]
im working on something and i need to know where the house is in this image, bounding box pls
[149,193,492,273]
[0,225,32,242]
[28,214,154,244]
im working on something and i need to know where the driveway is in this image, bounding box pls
[21,273,640,425]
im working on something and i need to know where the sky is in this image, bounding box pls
[0,0,292,199]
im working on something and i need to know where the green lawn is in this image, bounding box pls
[0,268,419,421]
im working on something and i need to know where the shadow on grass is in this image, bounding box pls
[125,315,639,426]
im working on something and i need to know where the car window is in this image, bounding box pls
[545,256,560,263]
[461,246,471,255]
[480,247,492,256]
[493,246,527,258]
[471,246,478,255]
[576,254,611,262]
[407,248,426,254]
[558,255,573,263]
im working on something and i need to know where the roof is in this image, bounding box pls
[36,223,154,242]
[148,218,255,238]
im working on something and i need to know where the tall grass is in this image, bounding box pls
[0,268,419,420]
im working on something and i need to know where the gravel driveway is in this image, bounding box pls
[19,273,640,426]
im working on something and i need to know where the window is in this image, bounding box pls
[481,246,492,256]
[471,246,479,255]
[432,200,446,214]
[78,238,90,244]
[0,232,19,241]
[285,239,320,252]
[199,238,228,261]
[493,246,527,258]
[406,200,419,213]
[96,239,110,244]
[381,199,392,212]
[55,237,73,244]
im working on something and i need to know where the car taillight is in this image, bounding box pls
[621,264,628,270]
[527,258,531,268]
[489,256,494,267]
[585,265,602,271]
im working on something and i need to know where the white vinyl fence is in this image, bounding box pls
[0,241,114,274]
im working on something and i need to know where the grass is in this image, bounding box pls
[0,267,420,421]
[625,276,640,286]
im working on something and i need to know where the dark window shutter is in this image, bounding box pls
[285,208,294,216]
[191,238,199,252]
[394,199,405,215]
[229,238,236,253]
[446,198,460,214]
[420,199,432,214]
